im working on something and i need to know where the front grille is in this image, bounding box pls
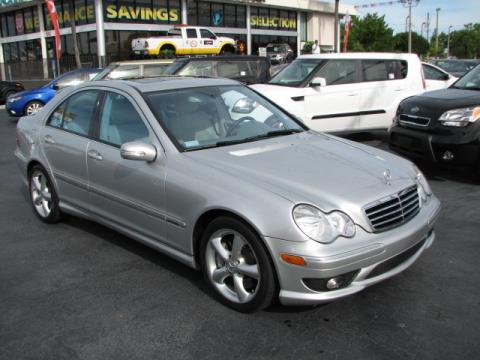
[364,185,420,232]
[399,114,431,127]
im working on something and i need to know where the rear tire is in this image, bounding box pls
[29,165,62,224]
[200,216,277,312]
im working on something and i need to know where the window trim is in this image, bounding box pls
[312,59,361,87]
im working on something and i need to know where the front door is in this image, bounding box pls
[40,90,100,210]
[303,59,360,133]
[198,28,219,54]
[86,91,168,245]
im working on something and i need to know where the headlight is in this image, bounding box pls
[414,166,432,206]
[293,204,356,243]
[8,96,22,103]
[438,106,480,127]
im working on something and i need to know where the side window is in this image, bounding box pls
[143,64,169,77]
[186,29,197,38]
[62,91,99,136]
[98,92,150,147]
[315,60,357,85]
[362,60,389,81]
[48,99,68,128]
[217,61,258,78]
[200,29,215,39]
[423,64,445,80]
[178,61,214,76]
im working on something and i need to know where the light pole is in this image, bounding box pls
[405,16,410,33]
[447,25,453,57]
[421,22,426,38]
[435,7,440,57]
[426,12,430,43]
[402,0,420,53]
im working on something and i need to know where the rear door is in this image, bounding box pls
[303,59,360,132]
[356,59,407,130]
[40,90,100,210]
[86,90,168,245]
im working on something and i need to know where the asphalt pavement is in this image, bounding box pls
[1,111,479,360]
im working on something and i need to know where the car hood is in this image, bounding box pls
[185,131,416,229]
[218,36,235,43]
[13,87,51,97]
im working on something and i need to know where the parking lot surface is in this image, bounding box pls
[1,110,479,360]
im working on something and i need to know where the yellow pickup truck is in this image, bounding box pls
[131,26,236,57]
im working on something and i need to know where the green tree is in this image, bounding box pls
[343,13,394,52]
[449,25,480,58]
[429,31,448,57]
[394,32,430,56]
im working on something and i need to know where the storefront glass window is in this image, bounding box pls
[7,13,16,36]
[1,15,8,37]
[198,1,210,26]
[211,3,223,27]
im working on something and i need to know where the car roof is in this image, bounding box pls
[87,76,240,93]
[108,59,175,65]
[299,52,420,60]
[174,55,268,62]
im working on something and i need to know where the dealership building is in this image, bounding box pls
[0,0,356,80]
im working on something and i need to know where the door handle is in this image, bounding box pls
[347,92,358,96]
[87,150,103,161]
[43,135,55,144]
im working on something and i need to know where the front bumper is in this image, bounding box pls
[265,196,441,305]
[389,124,480,167]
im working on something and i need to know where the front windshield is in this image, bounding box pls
[146,85,305,151]
[438,61,475,73]
[163,61,187,75]
[269,59,325,87]
[452,65,480,90]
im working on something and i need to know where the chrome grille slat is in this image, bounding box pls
[364,185,420,232]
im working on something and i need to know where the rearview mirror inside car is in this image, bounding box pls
[120,141,157,162]
[310,77,327,87]
[232,98,257,114]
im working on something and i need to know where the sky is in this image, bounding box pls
[347,0,480,36]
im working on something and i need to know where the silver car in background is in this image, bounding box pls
[15,77,441,312]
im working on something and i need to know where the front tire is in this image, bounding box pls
[200,216,277,312]
[29,165,62,223]
[24,101,44,116]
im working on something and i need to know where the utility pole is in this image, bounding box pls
[447,25,452,58]
[405,16,410,32]
[70,10,81,69]
[421,22,426,38]
[426,12,430,43]
[435,8,440,57]
[334,0,340,52]
[402,0,420,53]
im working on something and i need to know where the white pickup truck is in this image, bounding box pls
[132,26,236,57]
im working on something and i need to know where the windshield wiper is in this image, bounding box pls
[183,129,303,152]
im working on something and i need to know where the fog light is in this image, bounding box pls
[442,150,454,161]
[326,278,341,290]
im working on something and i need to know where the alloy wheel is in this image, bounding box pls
[30,170,53,218]
[205,229,261,304]
[26,102,43,115]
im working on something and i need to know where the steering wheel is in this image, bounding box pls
[226,116,256,136]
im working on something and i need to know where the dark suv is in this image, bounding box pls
[389,65,480,175]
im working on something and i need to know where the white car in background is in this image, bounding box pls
[422,62,457,91]
[251,53,426,133]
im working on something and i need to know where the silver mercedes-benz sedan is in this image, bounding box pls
[15,77,441,312]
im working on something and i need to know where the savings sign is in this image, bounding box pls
[104,2,180,23]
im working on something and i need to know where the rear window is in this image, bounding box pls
[362,60,407,81]
[217,61,260,78]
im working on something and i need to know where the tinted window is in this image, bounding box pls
[200,29,215,39]
[98,92,150,146]
[217,61,260,78]
[62,91,99,136]
[177,61,214,76]
[423,64,446,80]
[186,28,197,38]
[143,63,170,77]
[269,59,324,86]
[315,60,357,85]
[362,60,389,81]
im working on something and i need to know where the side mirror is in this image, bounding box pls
[310,77,327,87]
[232,98,257,114]
[120,141,157,162]
[51,83,59,90]
[442,73,450,81]
[210,35,217,40]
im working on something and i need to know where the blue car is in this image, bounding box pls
[6,68,101,117]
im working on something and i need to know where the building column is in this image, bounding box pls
[0,43,5,81]
[181,0,187,24]
[38,2,49,79]
[246,5,251,55]
[95,0,106,67]
[296,12,301,56]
